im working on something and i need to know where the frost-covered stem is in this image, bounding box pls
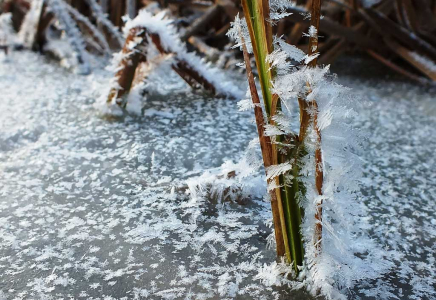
[149,33,218,96]
[19,0,44,50]
[49,0,91,75]
[240,31,286,257]
[65,2,111,55]
[107,27,148,107]
[241,0,306,271]
[35,4,55,52]
[98,0,108,31]
[308,0,324,254]
[241,0,293,264]
[85,0,124,48]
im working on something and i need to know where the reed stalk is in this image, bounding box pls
[239,31,286,258]
[241,0,305,272]
[307,0,324,254]
[107,27,148,107]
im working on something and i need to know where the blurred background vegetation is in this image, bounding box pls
[1,0,436,85]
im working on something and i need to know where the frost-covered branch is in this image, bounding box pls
[85,0,124,48]
[48,0,91,74]
[125,10,243,99]
[65,2,111,56]
[106,27,148,109]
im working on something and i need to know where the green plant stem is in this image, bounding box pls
[242,0,293,264]
[241,0,274,115]
[241,0,307,272]
[239,29,286,257]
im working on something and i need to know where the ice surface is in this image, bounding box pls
[0,52,435,299]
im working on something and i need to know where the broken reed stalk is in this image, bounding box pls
[107,27,148,107]
[241,0,305,271]
[3,0,30,32]
[366,49,431,85]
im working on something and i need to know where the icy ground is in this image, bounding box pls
[0,52,435,300]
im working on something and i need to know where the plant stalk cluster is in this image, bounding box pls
[240,0,323,273]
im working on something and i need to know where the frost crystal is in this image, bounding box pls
[227,14,253,54]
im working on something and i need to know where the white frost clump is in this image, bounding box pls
[186,139,266,206]
[186,157,265,205]
[254,260,296,287]
[269,0,295,21]
[265,162,292,181]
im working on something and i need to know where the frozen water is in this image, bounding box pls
[0,52,435,299]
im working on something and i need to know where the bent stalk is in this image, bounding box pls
[107,27,148,107]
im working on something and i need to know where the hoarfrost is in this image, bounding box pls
[125,10,242,100]
[227,14,252,54]
[48,0,91,74]
[265,163,292,181]
[225,7,436,299]
[0,13,435,300]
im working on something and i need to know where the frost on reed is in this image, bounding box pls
[18,0,44,49]
[189,0,393,298]
[65,3,111,56]
[85,0,124,48]
[99,9,243,116]
[0,13,15,54]
[47,0,91,74]
[187,139,266,205]
[124,10,243,99]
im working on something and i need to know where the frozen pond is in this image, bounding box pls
[0,52,435,299]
